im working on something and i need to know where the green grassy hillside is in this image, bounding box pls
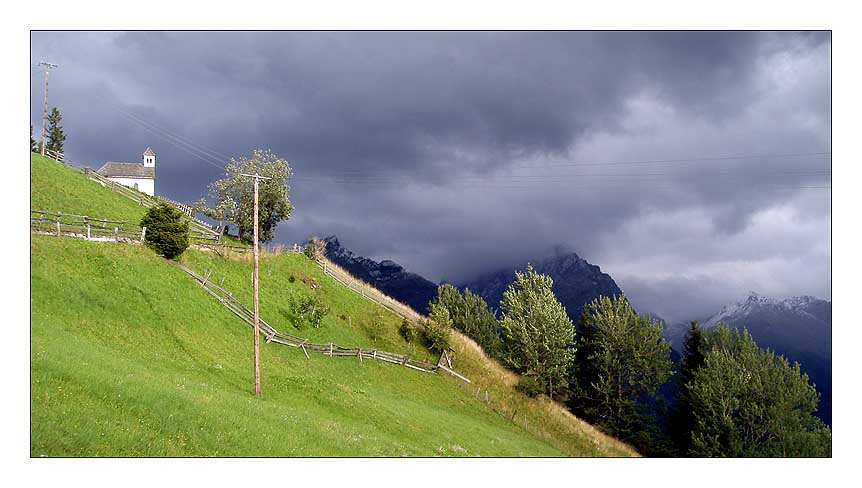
[30,154,635,457]
[30,152,149,223]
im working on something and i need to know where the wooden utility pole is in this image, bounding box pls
[38,61,58,156]
[240,172,271,397]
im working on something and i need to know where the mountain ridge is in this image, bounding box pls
[461,251,624,322]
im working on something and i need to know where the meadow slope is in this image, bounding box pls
[30,153,635,456]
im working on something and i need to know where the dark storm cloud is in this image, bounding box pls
[30,31,831,323]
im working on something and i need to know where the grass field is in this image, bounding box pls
[30,154,636,457]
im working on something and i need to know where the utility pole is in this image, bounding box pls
[240,172,271,397]
[38,61,58,156]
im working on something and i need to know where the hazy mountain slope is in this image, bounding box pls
[462,252,624,321]
[322,236,439,313]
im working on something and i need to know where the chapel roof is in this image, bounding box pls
[97,162,155,179]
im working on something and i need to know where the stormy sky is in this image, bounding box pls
[29,31,831,323]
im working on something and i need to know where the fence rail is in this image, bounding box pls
[315,258,424,324]
[31,209,219,244]
[44,148,64,163]
[81,167,222,239]
[169,261,457,377]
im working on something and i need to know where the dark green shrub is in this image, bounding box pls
[516,376,543,398]
[399,318,418,343]
[140,203,189,259]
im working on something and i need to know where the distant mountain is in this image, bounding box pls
[461,252,624,322]
[322,236,439,313]
[665,292,832,425]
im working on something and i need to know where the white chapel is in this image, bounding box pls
[97,147,157,196]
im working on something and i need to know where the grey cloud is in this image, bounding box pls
[30,31,831,322]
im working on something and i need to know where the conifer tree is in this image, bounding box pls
[46,107,66,153]
[430,284,502,359]
[669,321,707,453]
[499,264,574,399]
[687,326,831,457]
[31,123,37,152]
[571,294,672,437]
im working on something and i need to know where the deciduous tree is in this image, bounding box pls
[205,149,293,242]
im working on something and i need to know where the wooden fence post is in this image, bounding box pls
[55,220,60,236]
[114,227,119,242]
[86,223,91,239]
[141,226,147,242]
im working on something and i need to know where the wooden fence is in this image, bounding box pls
[81,167,222,240]
[168,261,466,378]
[314,258,425,324]
[31,209,219,244]
[31,210,145,242]
[44,149,65,164]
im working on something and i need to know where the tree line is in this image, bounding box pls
[424,265,831,457]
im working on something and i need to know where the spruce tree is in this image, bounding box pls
[571,294,672,438]
[669,321,707,453]
[140,203,190,259]
[499,264,574,399]
[687,326,831,457]
[430,285,503,359]
[31,123,38,152]
[46,107,66,153]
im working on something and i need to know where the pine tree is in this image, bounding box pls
[571,294,672,438]
[430,285,502,359]
[687,326,831,457]
[499,264,574,399]
[669,321,707,453]
[31,123,38,152]
[46,107,66,153]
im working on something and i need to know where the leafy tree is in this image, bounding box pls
[421,302,453,353]
[686,326,831,457]
[46,107,65,153]
[291,293,330,328]
[669,321,707,453]
[304,237,326,260]
[430,284,503,359]
[571,294,672,438]
[140,203,189,259]
[205,149,293,242]
[498,264,574,399]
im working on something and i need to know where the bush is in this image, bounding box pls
[421,303,452,353]
[516,376,543,398]
[291,294,330,328]
[399,318,418,343]
[140,203,190,259]
[304,237,326,260]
